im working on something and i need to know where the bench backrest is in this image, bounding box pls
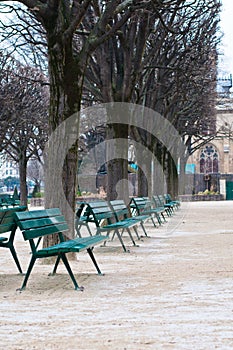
[164,194,174,203]
[142,197,153,209]
[158,195,166,206]
[14,208,69,241]
[152,195,162,208]
[131,197,150,214]
[86,201,115,227]
[109,200,130,221]
[0,206,27,234]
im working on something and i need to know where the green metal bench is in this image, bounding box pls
[0,194,20,208]
[164,194,181,210]
[152,195,172,217]
[130,197,164,226]
[157,194,175,214]
[109,199,150,238]
[80,200,144,252]
[75,202,93,237]
[0,205,27,273]
[14,208,107,291]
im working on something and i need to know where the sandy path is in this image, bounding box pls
[0,201,233,349]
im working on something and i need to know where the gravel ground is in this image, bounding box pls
[0,200,233,350]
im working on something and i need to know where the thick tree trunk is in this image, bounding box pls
[44,34,84,249]
[137,167,148,197]
[19,153,28,207]
[137,149,152,197]
[106,123,129,202]
[179,155,189,195]
[166,152,179,199]
[153,143,165,196]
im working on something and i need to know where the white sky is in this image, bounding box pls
[219,0,233,76]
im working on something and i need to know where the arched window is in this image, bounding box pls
[199,145,219,174]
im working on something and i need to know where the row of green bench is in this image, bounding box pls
[76,199,150,253]
[75,195,180,251]
[0,194,179,291]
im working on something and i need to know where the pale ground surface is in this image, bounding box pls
[0,201,233,350]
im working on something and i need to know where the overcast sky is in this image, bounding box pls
[219,0,233,76]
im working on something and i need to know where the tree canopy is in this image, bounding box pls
[0,0,221,236]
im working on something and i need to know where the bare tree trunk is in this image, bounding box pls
[179,155,188,195]
[106,123,129,202]
[166,152,178,199]
[19,152,28,207]
[137,167,148,197]
[137,149,152,197]
[153,143,165,196]
[44,36,84,248]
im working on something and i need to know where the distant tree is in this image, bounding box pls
[133,0,221,196]
[27,158,44,195]
[84,3,161,200]
[0,52,16,152]
[0,58,49,205]
[13,185,20,200]
[3,176,20,191]
[83,0,221,198]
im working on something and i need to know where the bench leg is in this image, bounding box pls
[126,227,138,247]
[150,215,158,227]
[86,224,92,236]
[75,224,82,238]
[86,248,103,275]
[9,245,23,274]
[18,256,36,291]
[161,212,167,222]
[75,223,92,238]
[7,230,23,274]
[132,226,141,240]
[114,229,129,253]
[140,222,148,237]
[60,253,84,291]
[154,213,161,225]
[50,256,61,275]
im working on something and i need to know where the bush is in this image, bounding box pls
[13,186,20,200]
[34,192,44,198]
[197,190,219,196]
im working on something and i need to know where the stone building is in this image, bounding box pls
[186,76,233,199]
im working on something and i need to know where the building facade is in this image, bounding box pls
[186,77,233,199]
[0,159,19,179]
